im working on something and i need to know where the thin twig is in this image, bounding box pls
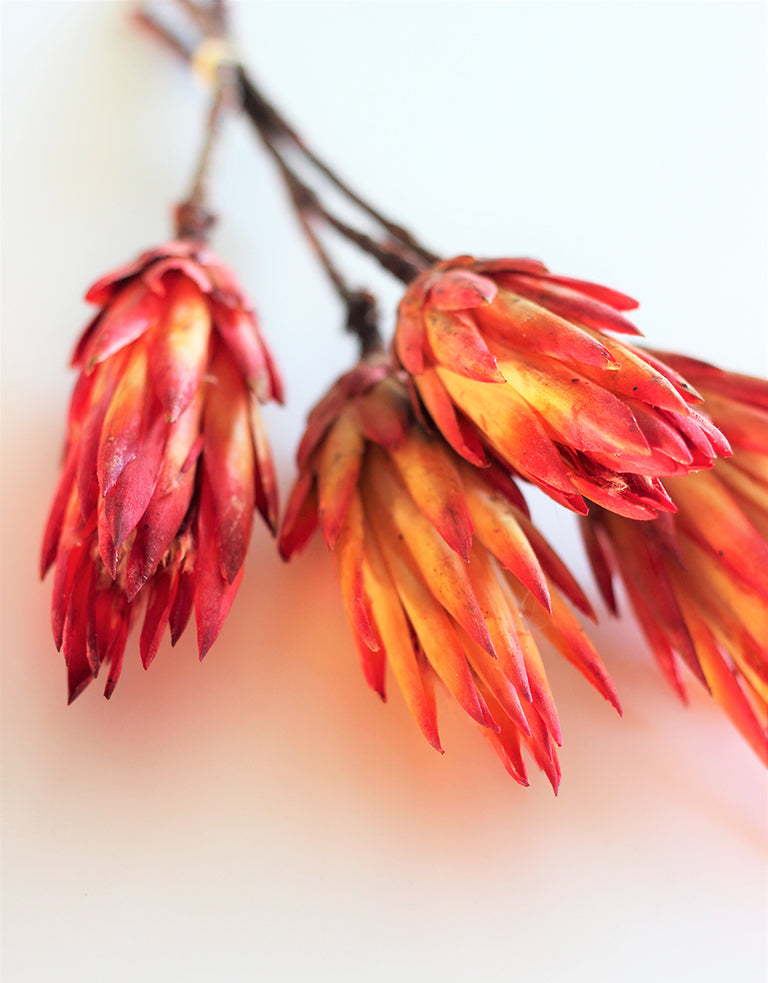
[169,2,239,239]
[136,3,424,350]
[258,132,424,286]
[188,87,226,204]
[136,7,438,268]
[279,170,385,354]
[132,9,193,61]
[237,72,439,264]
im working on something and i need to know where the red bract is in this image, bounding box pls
[582,354,768,764]
[393,256,731,519]
[279,357,620,789]
[41,241,283,701]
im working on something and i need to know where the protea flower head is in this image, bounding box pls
[581,353,768,765]
[278,356,621,789]
[393,256,731,519]
[41,240,283,701]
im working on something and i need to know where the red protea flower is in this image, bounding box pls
[278,356,620,789]
[582,354,768,764]
[41,240,283,701]
[393,256,730,518]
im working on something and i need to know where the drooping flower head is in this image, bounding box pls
[393,256,730,518]
[582,354,768,764]
[279,356,620,788]
[41,240,283,701]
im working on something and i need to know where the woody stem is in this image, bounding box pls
[135,6,437,278]
[175,2,238,240]
[175,84,228,240]
[236,71,439,264]
[261,137,425,286]
[284,179,385,355]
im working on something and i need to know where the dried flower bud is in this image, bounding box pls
[279,356,620,789]
[394,256,730,519]
[41,241,282,701]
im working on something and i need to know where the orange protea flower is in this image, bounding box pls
[393,256,730,518]
[41,240,283,701]
[279,357,620,788]
[582,354,768,764]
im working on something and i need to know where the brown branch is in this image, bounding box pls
[135,7,438,269]
[237,71,439,264]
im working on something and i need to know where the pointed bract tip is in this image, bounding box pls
[608,690,623,716]
[67,677,92,705]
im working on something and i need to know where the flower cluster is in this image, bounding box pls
[41,236,768,783]
[39,4,766,785]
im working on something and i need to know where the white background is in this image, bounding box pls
[2,2,767,981]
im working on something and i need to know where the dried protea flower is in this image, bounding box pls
[582,354,768,764]
[279,356,620,789]
[41,240,283,701]
[393,256,730,518]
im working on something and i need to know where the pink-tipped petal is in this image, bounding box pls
[194,483,245,658]
[201,348,256,584]
[427,269,497,311]
[84,280,163,368]
[148,275,212,422]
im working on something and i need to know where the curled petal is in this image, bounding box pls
[212,303,270,398]
[366,447,495,657]
[278,468,319,561]
[389,428,474,561]
[473,257,550,278]
[126,396,203,599]
[139,565,177,669]
[82,280,163,369]
[413,371,488,468]
[194,480,245,658]
[436,367,583,507]
[666,471,768,601]
[202,347,256,585]
[352,375,411,450]
[334,490,379,654]
[142,256,213,296]
[458,626,531,738]
[533,272,639,311]
[104,413,167,551]
[464,545,531,701]
[250,404,279,535]
[317,410,366,549]
[493,273,641,336]
[427,269,497,311]
[149,275,212,422]
[460,466,551,613]
[477,291,619,368]
[424,310,504,382]
[360,503,443,752]
[367,503,493,730]
[40,450,78,578]
[497,355,653,467]
[97,344,152,496]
